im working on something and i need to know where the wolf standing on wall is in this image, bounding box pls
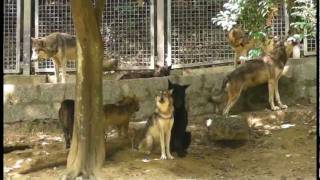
[31,32,77,83]
[211,37,294,115]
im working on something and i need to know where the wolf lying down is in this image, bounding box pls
[58,96,140,149]
[211,37,294,115]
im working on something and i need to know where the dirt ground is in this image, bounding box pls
[4,104,317,180]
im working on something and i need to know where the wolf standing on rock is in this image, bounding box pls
[31,33,77,83]
[211,37,294,115]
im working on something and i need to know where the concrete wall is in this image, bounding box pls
[4,57,316,123]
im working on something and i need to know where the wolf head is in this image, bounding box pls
[168,80,189,109]
[155,90,173,113]
[153,64,172,77]
[118,95,140,112]
[31,38,48,60]
[31,37,57,61]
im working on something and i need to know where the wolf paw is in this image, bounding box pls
[167,154,174,160]
[279,104,288,109]
[160,155,167,160]
[271,106,280,111]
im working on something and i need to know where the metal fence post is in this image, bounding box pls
[150,0,155,69]
[166,0,171,67]
[156,0,165,67]
[23,0,31,75]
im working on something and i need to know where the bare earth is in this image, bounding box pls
[4,104,317,180]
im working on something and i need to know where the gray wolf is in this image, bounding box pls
[103,95,140,137]
[168,80,191,157]
[228,27,278,68]
[138,90,175,160]
[31,32,77,83]
[58,96,139,149]
[211,37,294,115]
[119,64,171,80]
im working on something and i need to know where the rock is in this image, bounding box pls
[206,115,250,141]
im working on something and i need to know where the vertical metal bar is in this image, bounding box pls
[35,0,39,38]
[283,0,289,37]
[166,0,171,67]
[34,0,39,72]
[23,0,31,75]
[16,0,21,73]
[150,0,155,69]
[156,0,165,67]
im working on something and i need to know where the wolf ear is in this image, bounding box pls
[183,84,190,89]
[169,89,173,95]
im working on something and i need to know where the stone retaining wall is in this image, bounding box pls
[4,57,316,123]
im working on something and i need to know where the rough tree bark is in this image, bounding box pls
[66,0,106,179]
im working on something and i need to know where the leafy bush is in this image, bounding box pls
[289,0,316,38]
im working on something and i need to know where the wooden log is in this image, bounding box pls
[18,150,68,174]
[4,144,32,154]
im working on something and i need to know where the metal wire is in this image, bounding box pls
[3,0,21,73]
[35,0,76,72]
[169,0,289,69]
[103,0,154,70]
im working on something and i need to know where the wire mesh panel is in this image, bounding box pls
[304,37,316,56]
[168,0,289,69]
[3,0,21,73]
[103,0,154,70]
[271,2,288,38]
[168,0,234,69]
[35,0,76,73]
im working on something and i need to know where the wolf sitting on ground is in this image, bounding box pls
[168,80,191,157]
[211,37,294,115]
[58,96,140,149]
[31,33,77,83]
[138,90,175,160]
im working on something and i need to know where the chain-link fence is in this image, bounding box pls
[34,0,76,73]
[167,0,289,69]
[304,37,316,56]
[167,0,234,69]
[3,0,21,73]
[104,0,154,70]
[34,0,154,72]
[3,0,316,74]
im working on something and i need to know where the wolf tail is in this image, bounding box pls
[210,77,229,103]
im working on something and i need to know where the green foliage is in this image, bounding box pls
[247,48,263,59]
[212,0,279,36]
[289,0,316,38]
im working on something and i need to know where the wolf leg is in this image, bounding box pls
[138,135,153,155]
[165,123,174,159]
[52,60,60,83]
[268,80,279,110]
[159,127,167,160]
[222,88,241,116]
[274,80,287,109]
[61,59,67,83]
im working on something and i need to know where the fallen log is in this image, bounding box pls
[18,150,68,174]
[4,144,32,154]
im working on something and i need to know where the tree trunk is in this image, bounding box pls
[67,0,106,178]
